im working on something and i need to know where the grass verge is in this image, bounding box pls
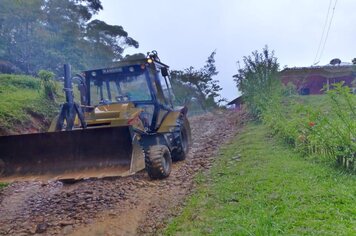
[0,74,59,132]
[0,183,8,189]
[165,123,356,235]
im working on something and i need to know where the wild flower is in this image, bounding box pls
[308,121,315,127]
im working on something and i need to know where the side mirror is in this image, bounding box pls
[161,67,169,77]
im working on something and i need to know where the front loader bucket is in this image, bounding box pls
[0,126,145,182]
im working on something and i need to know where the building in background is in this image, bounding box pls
[280,63,356,95]
[227,95,243,110]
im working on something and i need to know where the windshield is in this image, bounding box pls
[89,72,152,105]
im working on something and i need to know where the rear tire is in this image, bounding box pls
[172,118,191,162]
[145,145,172,179]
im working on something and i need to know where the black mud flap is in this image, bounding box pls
[0,126,138,182]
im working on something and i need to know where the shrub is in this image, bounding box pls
[38,70,58,101]
[234,46,280,119]
[263,83,356,170]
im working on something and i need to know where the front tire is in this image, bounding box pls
[145,145,172,179]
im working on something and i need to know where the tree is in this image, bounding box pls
[170,70,201,107]
[0,0,138,75]
[234,46,280,118]
[122,53,146,61]
[201,51,225,106]
[330,58,341,65]
[173,51,223,111]
[84,20,139,67]
[0,0,44,74]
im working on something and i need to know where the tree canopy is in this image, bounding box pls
[0,0,139,75]
[171,51,224,111]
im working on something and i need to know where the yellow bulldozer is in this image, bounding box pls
[0,51,191,182]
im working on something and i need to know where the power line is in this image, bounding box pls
[317,0,338,63]
[313,0,332,65]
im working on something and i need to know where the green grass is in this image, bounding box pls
[165,123,356,235]
[0,183,8,189]
[0,74,59,131]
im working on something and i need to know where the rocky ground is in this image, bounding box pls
[0,110,245,236]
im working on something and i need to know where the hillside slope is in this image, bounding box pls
[0,74,59,135]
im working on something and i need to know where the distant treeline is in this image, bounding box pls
[0,0,138,75]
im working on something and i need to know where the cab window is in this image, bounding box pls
[149,68,167,105]
[157,70,173,107]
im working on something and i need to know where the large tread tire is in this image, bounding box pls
[172,117,191,162]
[145,145,172,179]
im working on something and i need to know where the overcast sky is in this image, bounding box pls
[96,0,355,101]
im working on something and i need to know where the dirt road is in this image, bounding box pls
[0,111,244,235]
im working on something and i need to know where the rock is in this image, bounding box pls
[77,201,86,206]
[16,233,28,236]
[59,220,74,226]
[62,225,73,235]
[35,222,48,233]
[232,155,241,161]
[29,226,37,234]
[146,226,154,233]
[84,219,94,224]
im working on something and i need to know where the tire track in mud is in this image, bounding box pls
[0,111,245,235]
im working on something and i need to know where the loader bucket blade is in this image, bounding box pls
[0,126,145,182]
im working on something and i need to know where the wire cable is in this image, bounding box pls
[313,0,332,65]
[317,0,338,63]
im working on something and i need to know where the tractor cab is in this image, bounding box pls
[81,57,176,132]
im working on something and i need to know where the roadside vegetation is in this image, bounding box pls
[0,74,59,133]
[165,124,356,235]
[235,46,355,171]
[264,84,356,170]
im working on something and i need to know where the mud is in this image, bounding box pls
[0,110,245,235]
[0,166,134,183]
